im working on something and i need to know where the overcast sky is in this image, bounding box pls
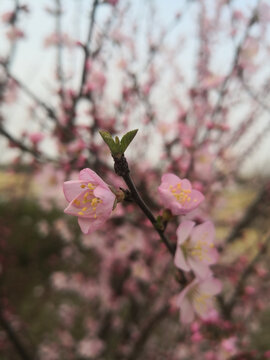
[0,0,269,176]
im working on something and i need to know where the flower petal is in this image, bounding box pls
[94,186,115,213]
[188,258,212,279]
[191,221,215,246]
[179,298,195,324]
[63,180,85,202]
[160,173,181,186]
[78,217,91,234]
[199,278,222,296]
[185,190,205,211]
[180,179,192,190]
[78,217,106,235]
[177,278,198,306]
[79,168,108,188]
[174,247,190,271]
[176,220,195,245]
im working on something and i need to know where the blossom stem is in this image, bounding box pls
[113,154,174,255]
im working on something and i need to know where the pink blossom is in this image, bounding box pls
[158,174,204,215]
[29,132,44,145]
[174,220,218,278]
[34,164,66,209]
[131,260,150,282]
[44,33,74,48]
[105,0,119,5]
[259,2,270,23]
[205,351,217,360]
[191,331,203,343]
[6,27,24,41]
[77,338,104,358]
[1,11,15,24]
[244,285,256,295]
[178,123,195,148]
[221,337,237,355]
[84,71,106,94]
[177,277,222,323]
[194,146,215,181]
[63,168,115,234]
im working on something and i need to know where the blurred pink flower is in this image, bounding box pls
[44,33,74,47]
[105,0,119,5]
[177,277,222,323]
[221,337,237,355]
[77,338,104,358]
[191,331,203,343]
[158,173,204,215]
[6,27,24,41]
[174,220,218,279]
[1,11,15,23]
[84,71,106,94]
[29,132,44,145]
[178,122,195,148]
[194,146,215,181]
[201,72,224,90]
[63,168,115,234]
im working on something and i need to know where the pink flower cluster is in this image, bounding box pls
[159,173,221,323]
[63,170,221,324]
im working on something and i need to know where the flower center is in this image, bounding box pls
[187,285,211,312]
[181,233,214,262]
[169,183,192,205]
[193,292,211,312]
[73,182,103,219]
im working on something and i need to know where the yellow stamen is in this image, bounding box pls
[170,182,194,205]
[91,198,99,207]
[88,183,95,190]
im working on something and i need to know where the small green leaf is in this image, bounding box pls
[120,129,138,153]
[99,130,113,143]
[99,130,120,155]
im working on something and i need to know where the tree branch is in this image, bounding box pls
[113,154,175,255]
[126,305,169,360]
[77,0,99,98]
[0,309,33,360]
[224,234,270,318]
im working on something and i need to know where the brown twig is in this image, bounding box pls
[0,309,33,360]
[221,184,268,248]
[199,2,261,146]
[223,234,270,318]
[77,0,99,99]
[113,154,175,255]
[0,122,55,163]
[0,64,58,124]
[126,305,169,360]
[55,0,65,101]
